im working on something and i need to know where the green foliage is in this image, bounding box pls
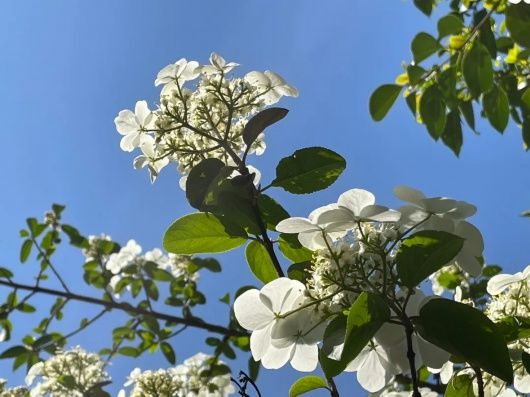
[444,375,474,397]
[506,3,530,49]
[462,42,493,99]
[242,107,289,148]
[483,84,510,133]
[369,84,403,121]
[272,147,346,194]
[278,233,313,263]
[245,241,279,284]
[341,292,390,365]
[412,32,442,63]
[289,376,328,397]
[163,212,247,254]
[396,230,464,288]
[257,194,290,230]
[418,299,513,383]
[420,85,447,139]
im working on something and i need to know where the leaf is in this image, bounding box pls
[459,100,475,131]
[438,15,464,38]
[474,10,496,58]
[413,0,434,16]
[163,213,247,254]
[483,84,510,133]
[243,108,289,147]
[185,158,226,210]
[289,376,328,397]
[118,346,139,357]
[320,315,348,378]
[257,194,289,230]
[245,241,279,284]
[272,147,346,194]
[248,357,260,381]
[441,110,463,157]
[20,239,32,263]
[444,375,474,397]
[418,299,513,383]
[369,84,403,121]
[341,292,390,364]
[420,85,447,139]
[279,233,313,263]
[161,342,176,365]
[462,42,494,98]
[0,346,28,359]
[522,352,530,373]
[522,88,530,112]
[0,267,14,279]
[397,230,464,288]
[407,65,427,86]
[411,32,442,63]
[506,3,530,48]
[287,261,312,283]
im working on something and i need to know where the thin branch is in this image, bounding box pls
[0,279,246,337]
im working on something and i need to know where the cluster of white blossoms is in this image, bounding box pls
[119,353,234,397]
[235,186,485,393]
[25,347,109,397]
[0,379,29,397]
[115,53,298,183]
[102,239,196,296]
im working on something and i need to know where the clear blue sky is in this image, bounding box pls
[1,1,529,395]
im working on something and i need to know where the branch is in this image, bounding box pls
[0,279,246,337]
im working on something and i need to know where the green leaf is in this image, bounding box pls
[243,107,289,147]
[441,110,463,157]
[474,10,496,58]
[495,316,530,342]
[272,147,346,194]
[483,84,509,133]
[369,84,403,121]
[257,194,289,230]
[320,315,348,378]
[245,241,279,284]
[164,213,247,255]
[397,230,464,288]
[411,32,442,63]
[420,85,447,139]
[161,342,176,365]
[462,42,494,98]
[279,233,313,263]
[438,15,464,38]
[407,65,427,86]
[185,158,226,210]
[118,346,139,357]
[341,292,390,364]
[521,88,530,112]
[418,299,513,383]
[459,100,475,131]
[248,357,260,381]
[289,376,328,397]
[506,4,530,48]
[413,0,434,16]
[19,239,32,263]
[287,261,312,283]
[522,352,530,373]
[0,346,28,359]
[444,375,474,397]
[0,267,13,279]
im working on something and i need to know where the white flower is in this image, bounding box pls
[133,136,170,183]
[233,277,305,364]
[487,265,530,295]
[115,101,155,152]
[155,58,200,87]
[244,70,298,105]
[267,300,326,371]
[318,188,401,227]
[201,53,239,75]
[276,205,349,250]
[343,341,396,392]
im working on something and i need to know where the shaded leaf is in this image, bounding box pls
[245,241,279,284]
[483,84,509,133]
[272,147,346,194]
[506,4,530,48]
[185,158,226,211]
[411,32,442,63]
[444,374,474,397]
[420,85,447,139]
[243,108,289,147]
[438,15,464,38]
[441,110,463,156]
[462,42,494,98]
[369,84,403,121]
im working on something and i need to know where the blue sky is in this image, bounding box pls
[1,0,529,395]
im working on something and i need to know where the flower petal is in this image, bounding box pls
[276,218,317,233]
[234,289,272,330]
[260,344,293,370]
[356,349,388,392]
[487,273,523,295]
[290,343,319,372]
[250,324,272,361]
[338,189,375,216]
[394,186,425,205]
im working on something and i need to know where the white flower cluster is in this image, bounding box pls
[25,347,109,397]
[115,53,298,183]
[120,353,234,397]
[104,239,196,296]
[82,234,112,263]
[0,379,29,397]
[235,186,484,393]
